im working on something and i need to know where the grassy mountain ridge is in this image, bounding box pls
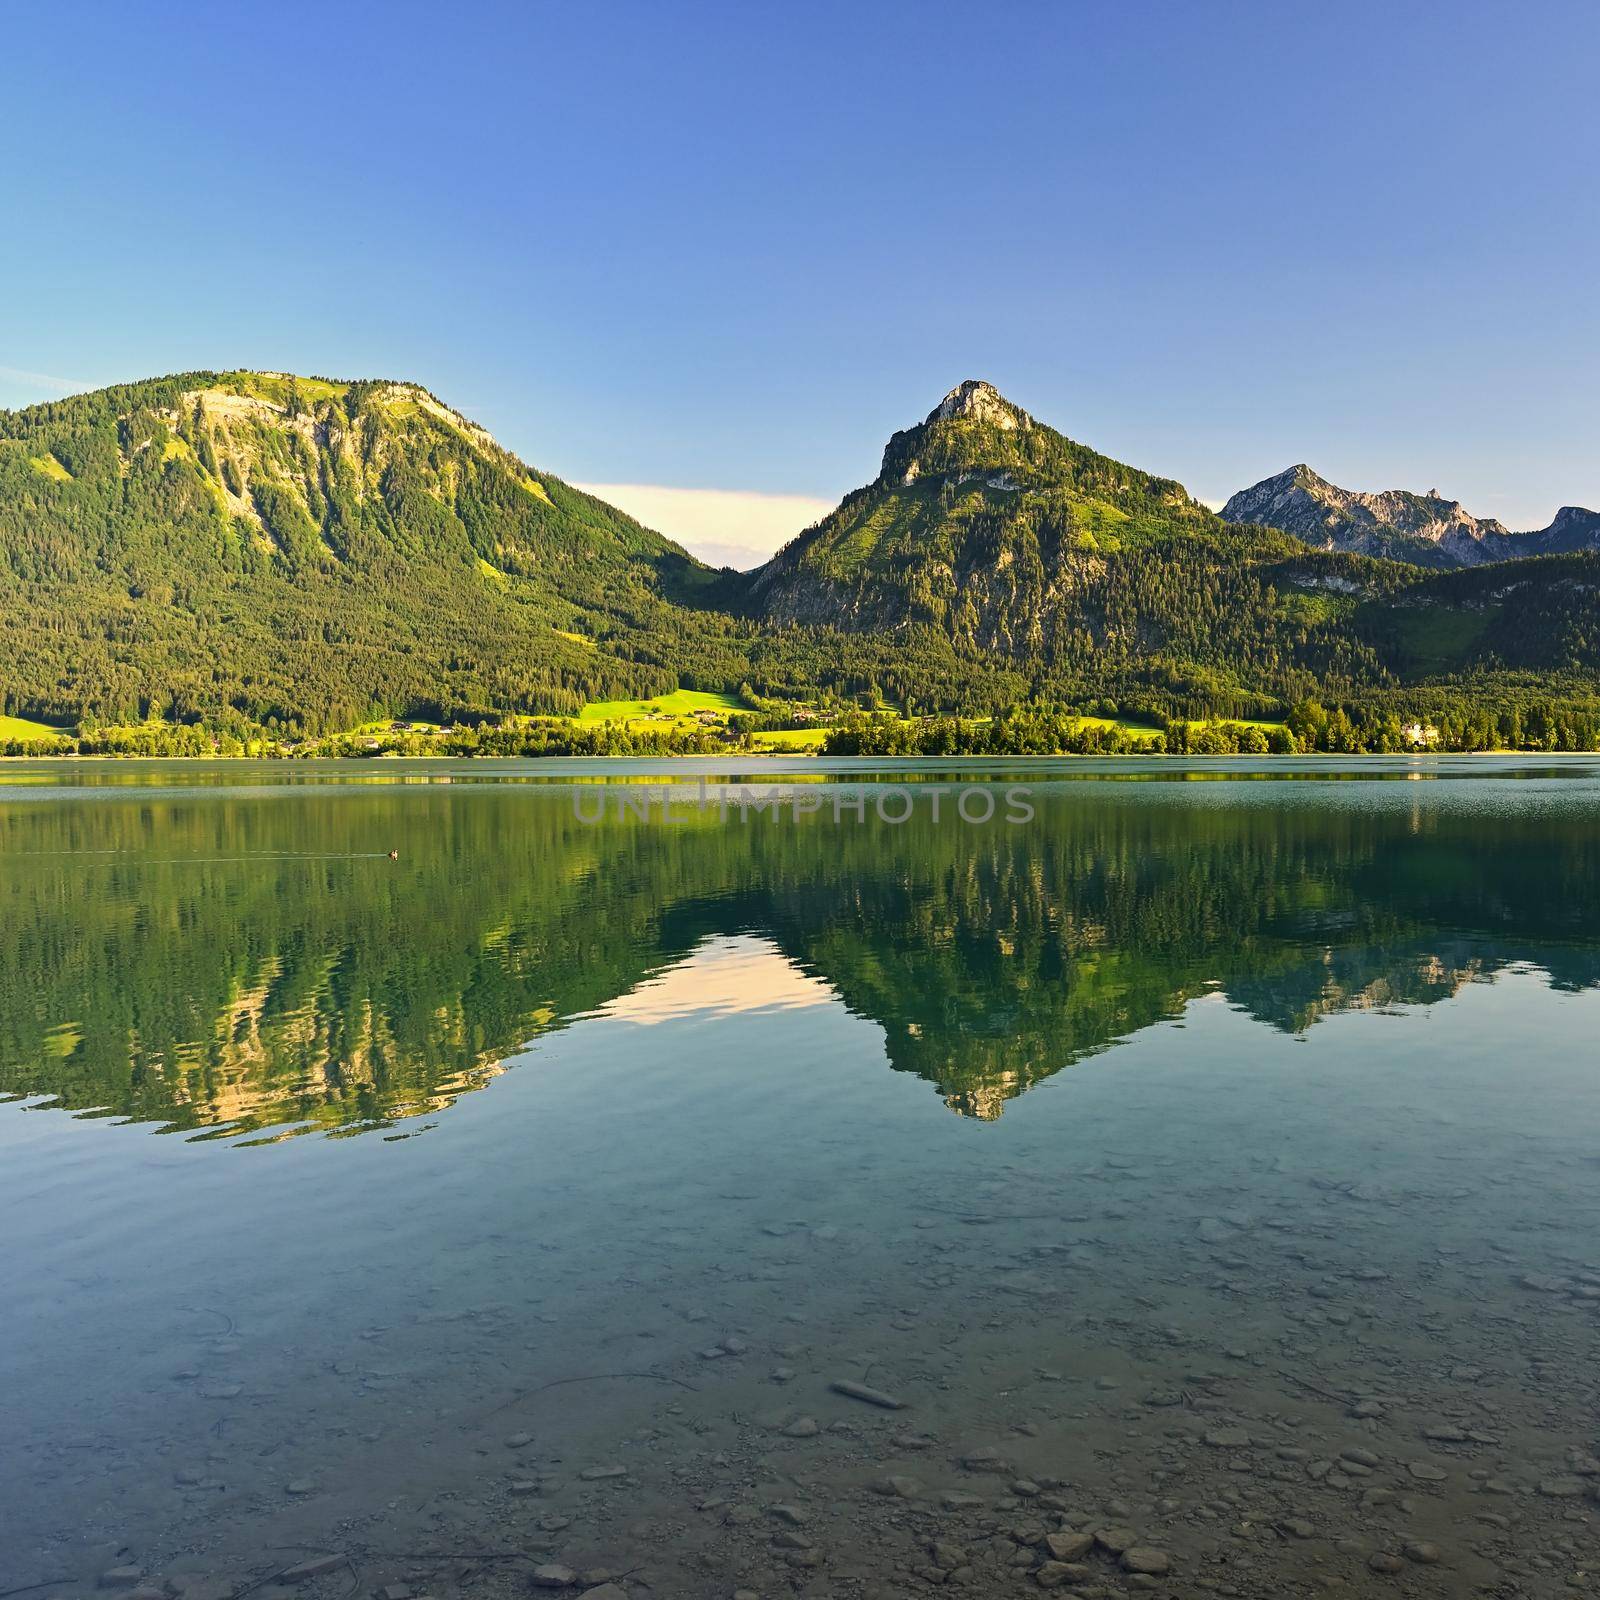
[0,370,743,731]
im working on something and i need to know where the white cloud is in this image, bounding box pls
[573,482,836,570]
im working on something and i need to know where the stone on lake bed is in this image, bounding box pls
[279,1556,347,1582]
[1537,1476,1586,1497]
[505,1431,534,1448]
[1093,1526,1137,1554]
[1121,1548,1171,1575]
[1045,1531,1093,1561]
[829,1378,905,1408]
[99,1570,144,1589]
[1035,1562,1091,1588]
[530,1565,579,1588]
[872,1474,922,1498]
[1402,1540,1443,1564]
[783,1415,820,1437]
[579,1464,628,1480]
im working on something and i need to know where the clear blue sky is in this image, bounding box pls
[3,0,1597,555]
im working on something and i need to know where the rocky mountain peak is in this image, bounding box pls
[928,380,1029,431]
[1221,463,1600,568]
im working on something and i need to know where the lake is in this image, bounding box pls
[2,758,1597,1600]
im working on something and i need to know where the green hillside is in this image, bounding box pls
[3,371,1600,751]
[743,380,1600,720]
[0,370,739,734]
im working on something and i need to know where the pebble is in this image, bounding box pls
[505,1432,534,1448]
[280,1557,346,1583]
[579,1465,628,1480]
[285,1480,316,1496]
[1205,1428,1251,1448]
[1538,1476,1586,1497]
[1408,1462,1447,1482]
[1402,1540,1443,1564]
[940,1490,986,1510]
[1093,1526,1137,1554]
[1046,1532,1094,1561]
[783,1416,820,1438]
[1035,1563,1091,1588]
[873,1475,922,1498]
[1121,1548,1170,1575]
[530,1566,578,1589]
[829,1379,906,1409]
[1368,1552,1406,1574]
[99,1572,144,1591]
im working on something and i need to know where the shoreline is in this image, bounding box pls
[3,749,1597,765]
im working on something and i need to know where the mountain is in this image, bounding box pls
[0,370,735,732]
[4,370,1600,742]
[1221,463,1600,568]
[743,380,1437,701]
[748,379,1220,646]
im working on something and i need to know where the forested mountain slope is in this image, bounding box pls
[3,372,1599,738]
[0,371,738,732]
[743,381,1600,710]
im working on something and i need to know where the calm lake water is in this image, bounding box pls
[2,758,1597,1600]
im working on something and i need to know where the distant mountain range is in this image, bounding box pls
[1222,463,1600,569]
[3,371,1599,735]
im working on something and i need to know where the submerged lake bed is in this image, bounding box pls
[2,758,1598,1600]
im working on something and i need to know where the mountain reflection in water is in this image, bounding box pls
[2,764,1598,1139]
